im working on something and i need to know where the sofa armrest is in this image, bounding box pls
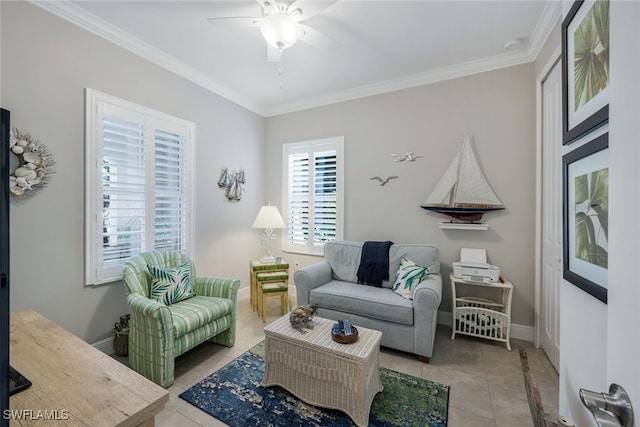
[413,273,442,309]
[412,273,443,359]
[193,277,240,303]
[127,293,171,322]
[127,294,174,338]
[294,261,334,305]
[126,294,176,386]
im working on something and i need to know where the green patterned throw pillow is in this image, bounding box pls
[148,261,195,305]
[392,257,429,299]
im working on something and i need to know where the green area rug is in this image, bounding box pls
[179,342,449,426]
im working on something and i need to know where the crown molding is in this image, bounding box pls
[30,0,561,119]
[263,50,534,116]
[29,0,266,116]
[528,0,563,59]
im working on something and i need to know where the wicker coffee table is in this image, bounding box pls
[262,315,383,427]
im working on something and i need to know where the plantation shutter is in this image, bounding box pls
[99,107,147,281]
[313,150,337,245]
[287,152,310,247]
[282,137,343,255]
[153,126,188,252]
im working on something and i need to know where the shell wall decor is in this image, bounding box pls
[9,128,55,200]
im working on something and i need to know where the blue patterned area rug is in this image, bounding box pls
[179,343,449,426]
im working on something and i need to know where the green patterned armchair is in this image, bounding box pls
[122,251,240,387]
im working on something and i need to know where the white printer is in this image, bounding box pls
[452,248,500,284]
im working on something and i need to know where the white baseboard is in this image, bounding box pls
[437,310,534,343]
[93,335,115,355]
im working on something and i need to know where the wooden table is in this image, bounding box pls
[262,315,383,427]
[9,310,169,426]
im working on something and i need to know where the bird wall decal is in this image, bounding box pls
[369,176,399,186]
[391,152,423,162]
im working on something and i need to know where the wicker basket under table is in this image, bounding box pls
[262,315,383,427]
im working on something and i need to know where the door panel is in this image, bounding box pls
[540,59,562,371]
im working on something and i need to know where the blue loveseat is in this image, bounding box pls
[294,240,442,362]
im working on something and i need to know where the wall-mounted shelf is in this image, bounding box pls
[439,222,489,231]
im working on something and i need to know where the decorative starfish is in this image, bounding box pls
[369,176,399,186]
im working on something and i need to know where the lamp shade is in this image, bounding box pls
[252,205,286,229]
[260,13,302,50]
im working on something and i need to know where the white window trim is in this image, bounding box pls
[85,88,195,285]
[281,136,344,256]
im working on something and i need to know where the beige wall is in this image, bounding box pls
[265,64,537,327]
[1,2,265,344]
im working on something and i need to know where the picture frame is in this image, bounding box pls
[562,131,608,303]
[561,0,610,144]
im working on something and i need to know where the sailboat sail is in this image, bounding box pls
[421,134,504,222]
[217,168,232,188]
[423,150,460,206]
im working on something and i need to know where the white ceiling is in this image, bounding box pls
[37,1,560,117]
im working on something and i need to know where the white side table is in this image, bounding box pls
[450,273,513,350]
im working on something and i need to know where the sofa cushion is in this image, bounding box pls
[325,241,363,283]
[309,280,414,326]
[389,244,440,276]
[325,241,440,289]
[148,261,195,305]
[168,296,234,338]
[392,257,429,299]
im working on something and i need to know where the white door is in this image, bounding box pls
[604,0,640,418]
[539,57,562,371]
[559,2,639,423]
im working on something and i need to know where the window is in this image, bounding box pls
[85,89,194,285]
[282,137,344,255]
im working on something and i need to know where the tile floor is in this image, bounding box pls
[116,293,560,426]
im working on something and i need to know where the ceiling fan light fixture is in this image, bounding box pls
[260,12,301,50]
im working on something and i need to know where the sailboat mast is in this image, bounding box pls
[450,138,465,207]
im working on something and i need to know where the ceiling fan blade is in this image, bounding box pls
[267,45,282,62]
[206,17,261,27]
[298,23,339,49]
[287,0,337,22]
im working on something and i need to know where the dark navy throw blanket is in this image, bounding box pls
[356,241,394,287]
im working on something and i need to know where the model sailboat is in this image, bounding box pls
[421,134,504,223]
[217,168,246,201]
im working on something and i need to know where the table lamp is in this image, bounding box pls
[252,204,286,263]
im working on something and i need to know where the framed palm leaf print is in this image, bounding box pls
[562,0,609,144]
[562,131,608,303]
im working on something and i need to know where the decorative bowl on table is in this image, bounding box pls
[331,326,359,344]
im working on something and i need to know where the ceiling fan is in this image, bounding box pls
[206,0,337,62]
